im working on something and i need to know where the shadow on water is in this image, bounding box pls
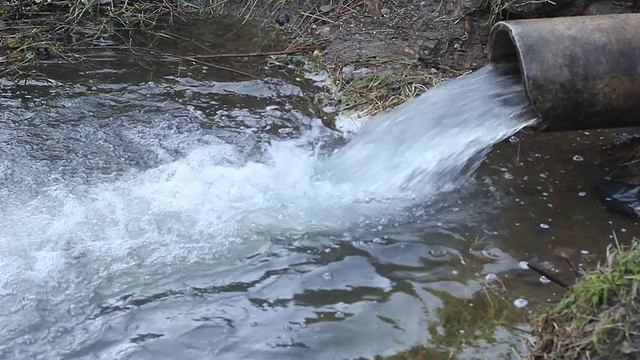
[1,17,638,360]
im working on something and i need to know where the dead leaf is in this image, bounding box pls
[8,39,21,49]
[363,0,380,12]
[464,18,472,33]
[553,246,576,259]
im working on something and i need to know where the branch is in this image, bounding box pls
[68,45,261,78]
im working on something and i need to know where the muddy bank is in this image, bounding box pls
[3,0,639,115]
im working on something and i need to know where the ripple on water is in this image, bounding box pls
[1,64,542,359]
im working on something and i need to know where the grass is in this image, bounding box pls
[475,0,556,25]
[1,0,440,116]
[529,237,640,360]
[0,0,330,78]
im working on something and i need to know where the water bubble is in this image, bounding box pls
[572,155,584,162]
[428,249,447,258]
[622,228,627,233]
[509,136,520,143]
[513,298,528,308]
[518,261,530,269]
[540,276,551,284]
[540,223,550,229]
[372,237,384,244]
[578,191,587,197]
[322,272,332,280]
[580,250,589,255]
[503,172,514,180]
[452,270,459,275]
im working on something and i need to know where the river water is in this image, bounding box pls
[1,21,639,360]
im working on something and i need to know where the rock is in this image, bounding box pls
[582,1,629,15]
[275,13,290,27]
[351,68,371,79]
[341,65,355,79]
[380,8,391,16]
[319,4,336,13]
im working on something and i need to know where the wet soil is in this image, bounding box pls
[257,0,639,84]
[273,0,494,78]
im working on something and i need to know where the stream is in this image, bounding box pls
[1,20,639,360]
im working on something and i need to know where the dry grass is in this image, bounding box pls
[475,0,557,25]
[330,56,444,115]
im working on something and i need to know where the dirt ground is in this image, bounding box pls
[220,0,638,118]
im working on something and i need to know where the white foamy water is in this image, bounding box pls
[0,64,536,359]
[318,65,537,196]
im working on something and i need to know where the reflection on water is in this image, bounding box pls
[1,22,638,360]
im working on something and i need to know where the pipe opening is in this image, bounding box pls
[488,26,523,80]
[488,27,519,65]
[487,15,640,132]
[488,25,540,123]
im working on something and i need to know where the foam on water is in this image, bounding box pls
[0,64,536,357]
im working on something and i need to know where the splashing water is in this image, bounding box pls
[0,64,536,358]
[317,65,537,197]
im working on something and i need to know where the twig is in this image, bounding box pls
[525,260,569,288]
[564,257,582,278]
[299,11,337,24]
[190,50,299,59]
[67,45,259,78]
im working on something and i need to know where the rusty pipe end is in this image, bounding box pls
[487,21,543,128]
[488,14,640,132]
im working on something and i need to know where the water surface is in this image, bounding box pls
[1,22,638,360]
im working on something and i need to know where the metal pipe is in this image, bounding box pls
[488,14,640,132]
